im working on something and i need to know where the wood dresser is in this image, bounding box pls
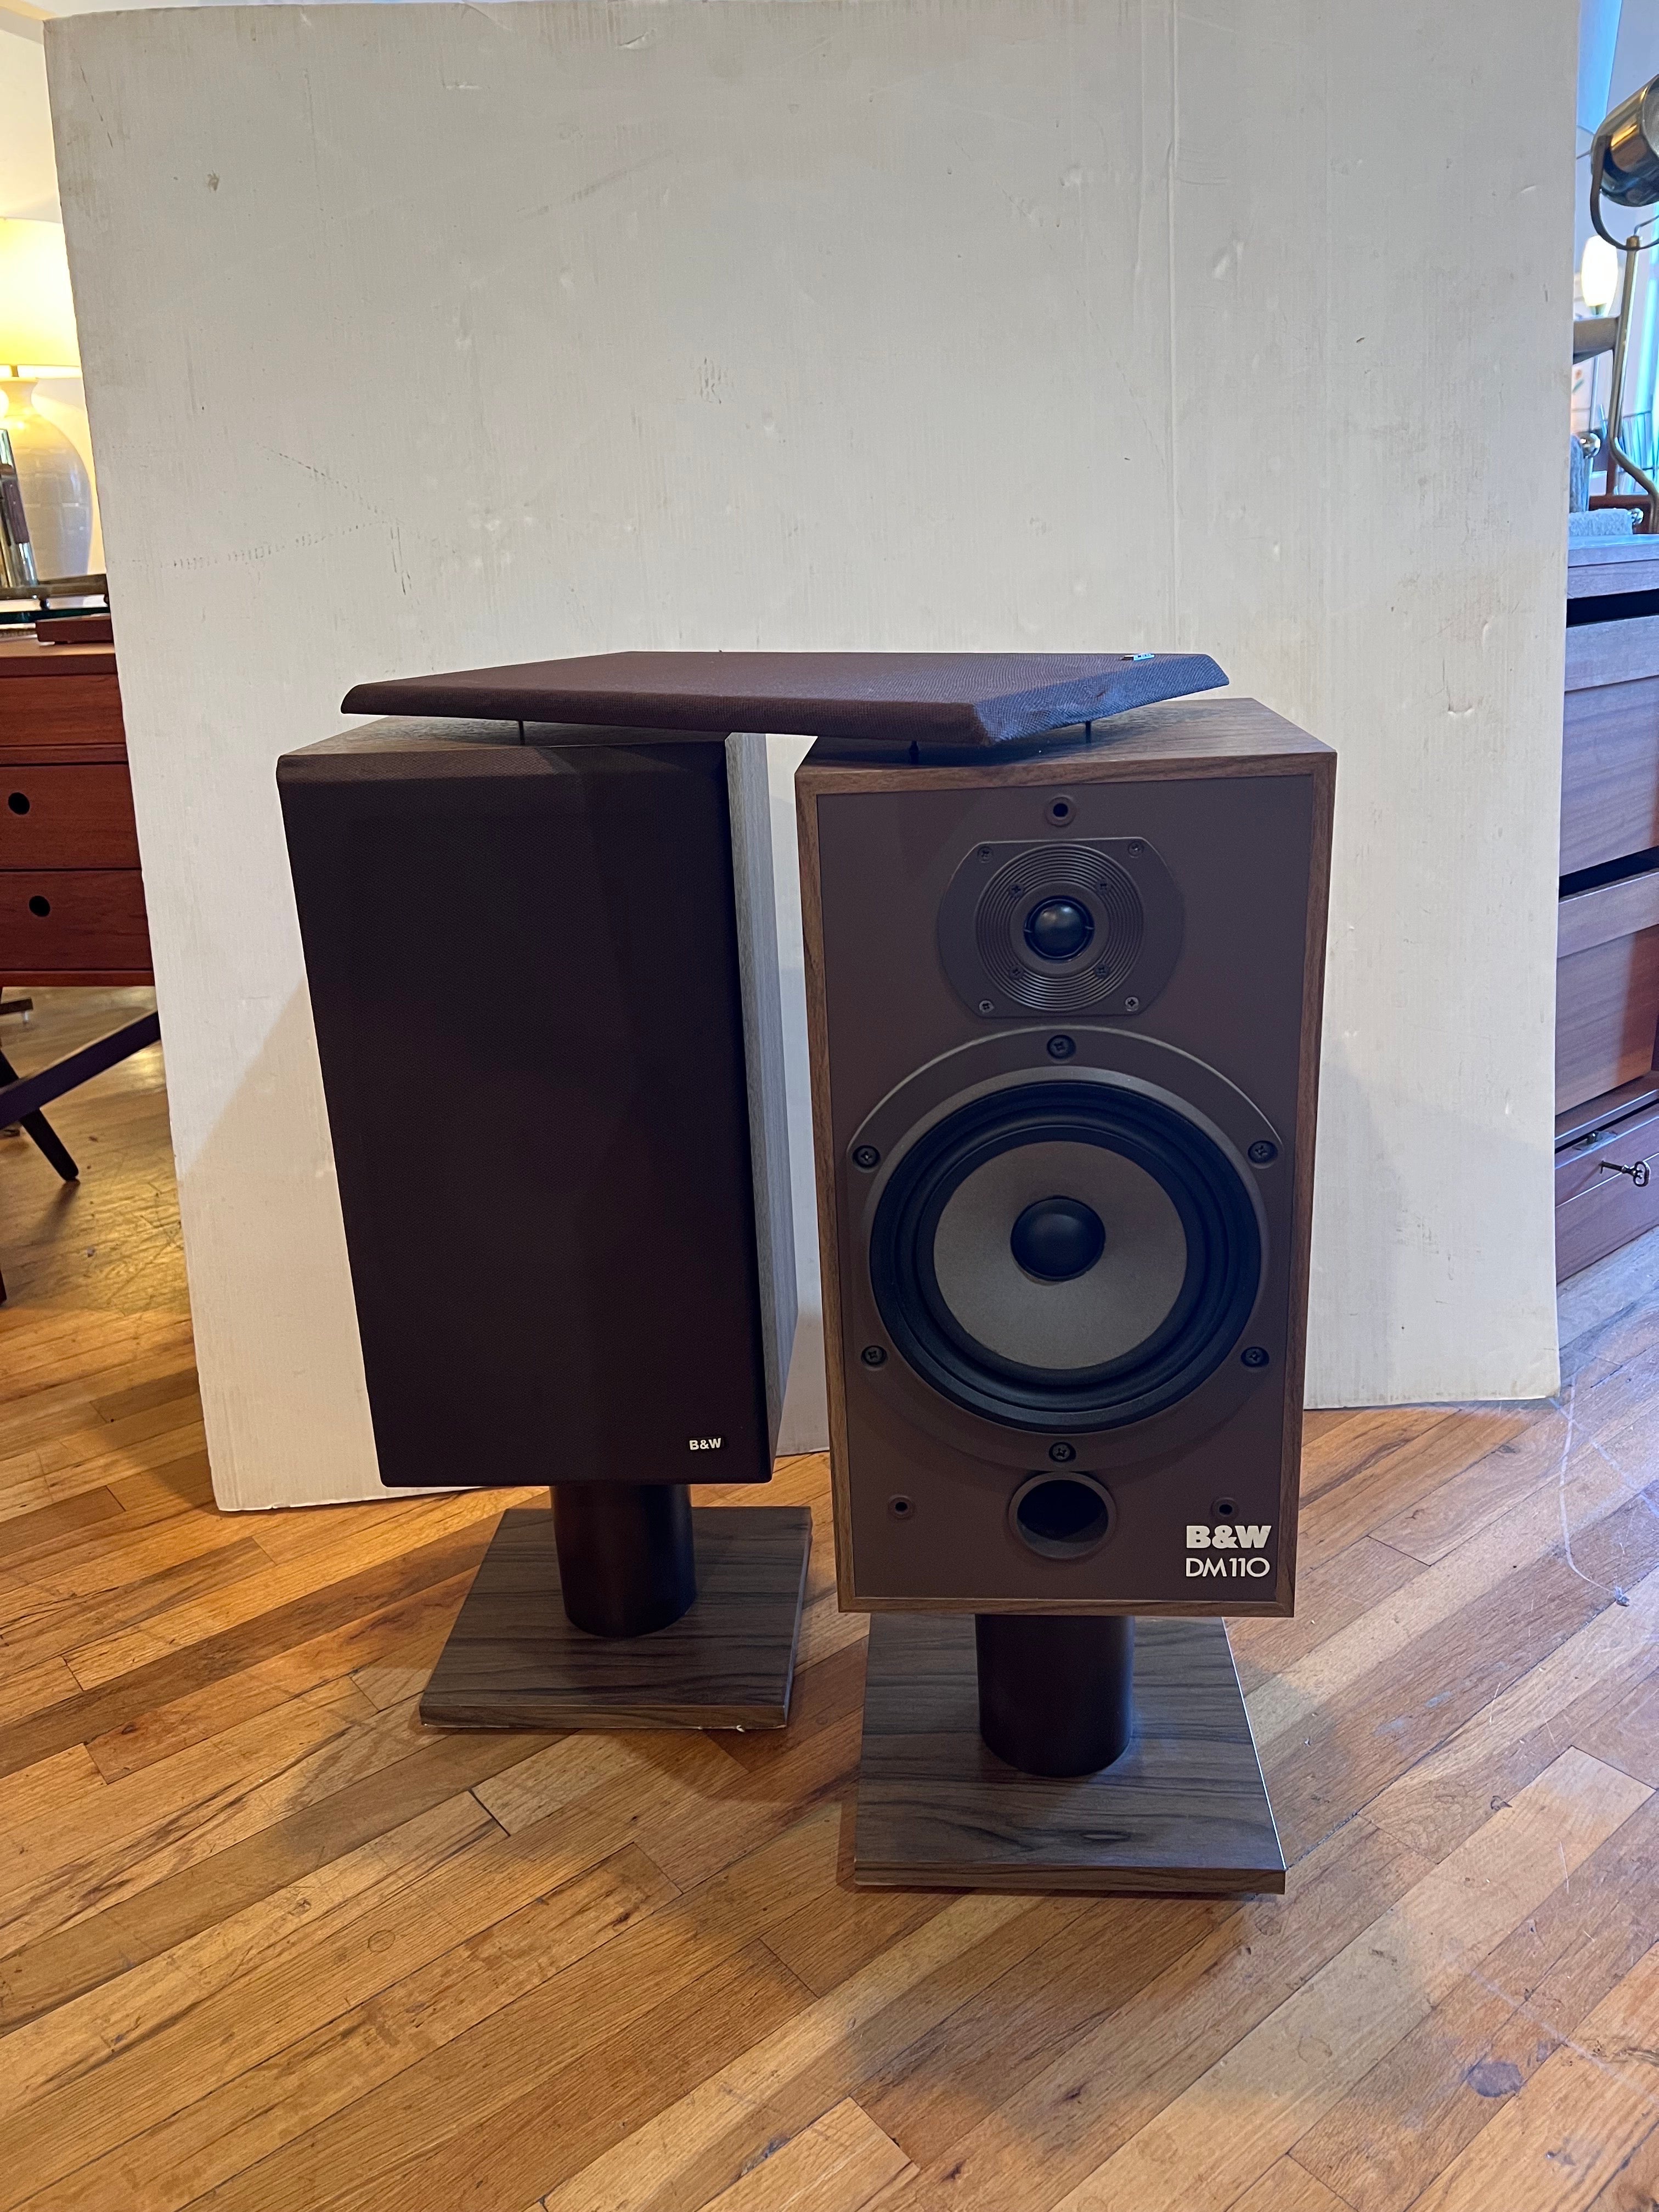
[0,633,151,985]
[1556,537,1659,1276]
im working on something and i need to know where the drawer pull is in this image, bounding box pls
[27,895,49,918]
[6,792,28,815]
[1598,1158,1652,1188]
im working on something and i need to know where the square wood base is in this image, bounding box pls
[420,1504,812,1732]
[855,1612,1284,1894]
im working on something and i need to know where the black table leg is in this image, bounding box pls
[0,1048,78,1183]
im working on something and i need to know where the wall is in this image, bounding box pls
[47,0,1574,1509]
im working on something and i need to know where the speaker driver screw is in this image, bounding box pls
[853,1144,881,1170]
[1047,1034,1077,1060]
[1241,1346,1271,1369]
[1048,1441,1076,1463]
[1248,1139,1278,1165]
[978,999,995,1015]
[977,845,993,860]
[1123,996,1140,1014]
[1127,839,1144,856]
[861,1345,887,1367]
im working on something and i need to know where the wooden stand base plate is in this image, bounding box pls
[855,1612,1284,1893]
[420,1504,812,1731]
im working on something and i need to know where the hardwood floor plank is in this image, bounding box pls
[22,1848,678,2212]
[862,1888,1234,2171]
[1246,1414,1659,1752]
[193,1941,814,2212]
[1,1679,386,1955]
[1227,2162,1353,2212]
[1296,1408,1464,1504]
[0,1520,509,1782]
[1229,1537,1421,1693]
[0,1791,495,2119]
[1399,1939,1659,2212]
[64,1489,508,1688]
[533,1895,1045,2212]
[88,1370,200,1425]
[1295,1408,1534,1571]
[764,1883,950,2001]
[0,1487,124,1567]
[1365,1559,1659,1863]
[1290,1793,1659,2212]
[4,1531,270,1676]
[83,1570,475,1781]
[0,1654,78,1728]
[0,1743,104,1834]
[1044,1750,1649,2212]
[1262,1482,1659,1860]
[3,1807,833,2212]
[0,1723,544,2030]
[861,1818,1430,2212]
[661,2097,913,2212]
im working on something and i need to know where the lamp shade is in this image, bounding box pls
[0,219,81,374]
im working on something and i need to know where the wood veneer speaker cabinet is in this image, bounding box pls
[1556,541,1659,1278]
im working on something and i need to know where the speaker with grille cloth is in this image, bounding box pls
[799,697,1335,1622]
[278,709,811,1732]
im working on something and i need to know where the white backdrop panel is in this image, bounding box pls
[47,0,1572,1507]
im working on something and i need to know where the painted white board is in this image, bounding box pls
[47,0,1573,1507]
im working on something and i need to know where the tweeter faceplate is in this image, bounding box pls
[938,837,1183,1021]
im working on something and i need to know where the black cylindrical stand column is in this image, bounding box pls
[974,1613,1135,1776]
[552,1483,698,1638]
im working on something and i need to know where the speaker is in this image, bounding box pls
[279,718,795,1498]
[278,712,814,1724]
[798,696,1334,1620]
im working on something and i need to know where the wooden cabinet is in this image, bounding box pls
[0,636,151,985]
[1556,540,1659,1276]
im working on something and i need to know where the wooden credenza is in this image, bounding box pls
[1556,539,1659,1276]
[0,634,152,984]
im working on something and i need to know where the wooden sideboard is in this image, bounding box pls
[1556,538,1659,1276]
[0,634,152,984]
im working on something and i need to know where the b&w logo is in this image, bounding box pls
[688,1437,724,1453]
[1185,1522,1272,1578]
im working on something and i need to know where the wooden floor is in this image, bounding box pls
[3,986,1659,2212]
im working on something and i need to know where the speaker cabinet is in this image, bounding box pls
[279,718,795,1494]
[279,714,811,1731]
[799,697,1334,1620]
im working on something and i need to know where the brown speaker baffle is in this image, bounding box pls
[937,835,1184,1022]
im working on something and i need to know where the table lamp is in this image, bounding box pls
[0,219,94,582]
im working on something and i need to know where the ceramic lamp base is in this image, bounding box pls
[1,380,93,582]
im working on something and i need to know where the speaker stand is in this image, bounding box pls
[853,1612,1284,1893]
[420,1484,812,1731]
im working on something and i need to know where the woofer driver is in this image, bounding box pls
[867,1079,1262,1432]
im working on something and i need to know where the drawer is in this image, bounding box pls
[1561,677,1659,876]
[0,765,140,869]
[1555,921,1659,1113]
[0,674,126,764]
[1566,612,1659,691]
[1556,1102,1659,1278]
[0,870,150,974]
